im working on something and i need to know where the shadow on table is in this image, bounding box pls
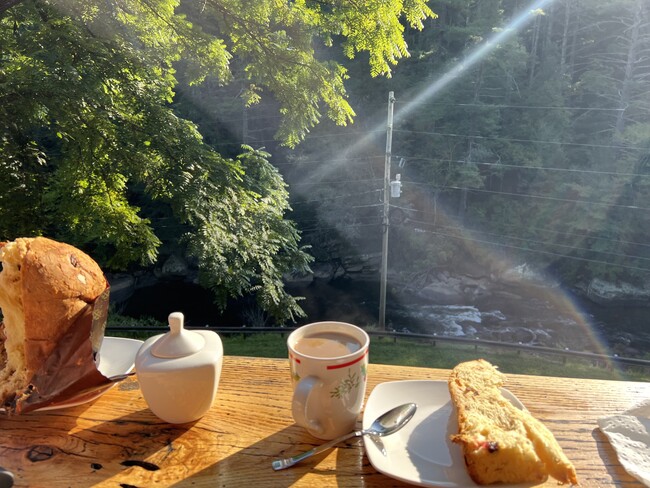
[70,405,190,483]
[169,422,411,488]
[0,398,190,487]
[591,427,641,485]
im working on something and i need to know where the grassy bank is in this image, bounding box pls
[107,315,650,381]
[218,332,648,382]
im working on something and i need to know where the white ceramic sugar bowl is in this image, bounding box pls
[135,312,223,424]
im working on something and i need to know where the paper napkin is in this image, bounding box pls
[598,399,650,487]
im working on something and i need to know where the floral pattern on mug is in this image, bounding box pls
[330,369,360,399]
[289,360,301,383]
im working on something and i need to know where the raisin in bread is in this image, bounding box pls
[448,359,578,485]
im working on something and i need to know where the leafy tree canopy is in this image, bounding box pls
[0,0,435,322]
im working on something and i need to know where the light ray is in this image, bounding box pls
[397,0,554,121]
[332,0,556,163]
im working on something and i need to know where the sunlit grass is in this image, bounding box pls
[218,333,650,382]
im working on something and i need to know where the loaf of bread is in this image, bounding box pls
[0,237,111,413]
[448,359,578,485]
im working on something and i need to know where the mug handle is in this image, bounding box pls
[292,375,325,436]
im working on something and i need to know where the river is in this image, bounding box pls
[121,277,650,358]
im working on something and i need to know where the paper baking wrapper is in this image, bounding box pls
[13,286,114,413]
[598,398,650,487]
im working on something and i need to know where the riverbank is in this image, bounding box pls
[111,266,650,359]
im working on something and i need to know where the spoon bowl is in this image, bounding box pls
[366,402,418,437]
[272,402,417,470]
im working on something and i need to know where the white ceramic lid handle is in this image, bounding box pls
[151,312,205,358]
[168,312,184,335]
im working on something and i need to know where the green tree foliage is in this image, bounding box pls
[0,0,435,322]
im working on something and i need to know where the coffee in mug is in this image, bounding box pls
[287,321,369,440]
[293,331,362,358]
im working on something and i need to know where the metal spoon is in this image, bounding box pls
[271,402,417,470]
[0,467,14,488]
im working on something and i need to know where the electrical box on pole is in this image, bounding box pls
[391,174,402,198]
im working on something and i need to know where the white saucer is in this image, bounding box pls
[37,336,143,411]
[362,380,525,487]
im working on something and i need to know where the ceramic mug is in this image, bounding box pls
[287,321,370,440]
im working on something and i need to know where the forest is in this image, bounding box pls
[282,0,650,291]
[1,0,649,327]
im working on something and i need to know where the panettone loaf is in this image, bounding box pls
[0,237,109,412]
[448,359,578,485]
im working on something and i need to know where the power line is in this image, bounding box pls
[388,205,650,251]
[300,218,650,274]
[303,129,385,141]
[292,200,382,209]
[393,223,650,274]
[291,195,650,272]
[274,151,646,178]
[403,219,650,264]
[396,101,629,112]
[293,205,650,272]
[497,221,650,251]
[275,155,382,166]
[193,101,637,129]
[291,188,381,204]
[300,222,380,233]
[283,171,650,220]
[207,128,646,156]
[288,179,649,236]
[289,178,382,186]
[402,181,650,212]
[393,129,648,151]
[286,185,650,252]
[403,155,650,179]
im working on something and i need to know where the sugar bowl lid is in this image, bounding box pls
[151,312,205,358]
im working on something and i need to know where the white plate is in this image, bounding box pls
[362,380,525,487]
[37,336,143,411]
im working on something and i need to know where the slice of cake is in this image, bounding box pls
[448,359,578,485]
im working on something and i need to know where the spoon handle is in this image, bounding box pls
[271,430,362,470]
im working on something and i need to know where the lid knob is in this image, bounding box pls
[151,312,205,358]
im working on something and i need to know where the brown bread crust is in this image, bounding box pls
[448,359,578,485]
[0,237,109,411]
[20,237,107,372]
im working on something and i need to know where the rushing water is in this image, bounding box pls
[121,277,650,357]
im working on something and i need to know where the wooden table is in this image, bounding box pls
[0,356,648,487]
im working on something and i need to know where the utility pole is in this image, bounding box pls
[379,91,395,331]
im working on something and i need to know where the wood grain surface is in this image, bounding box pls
[0,356,648,487]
